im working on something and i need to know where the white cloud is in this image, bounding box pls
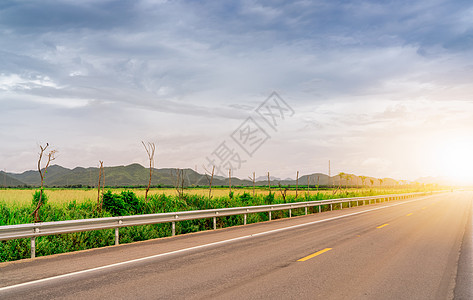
[0,73,59,91]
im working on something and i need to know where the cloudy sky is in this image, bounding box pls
[1,0,473,184]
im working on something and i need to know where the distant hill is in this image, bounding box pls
[0,171,26,187]
[5,164,253,187]
[3,164,427,188]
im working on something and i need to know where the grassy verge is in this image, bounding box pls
[0,187,434,262]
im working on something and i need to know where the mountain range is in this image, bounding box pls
[0,164,412,188]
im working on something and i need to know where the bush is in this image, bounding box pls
[239,192,252,204]
[102,190,141,216]
[102,190,127,216]
[32,190,48,207]
[121,191,140,214]
[264,192,275,205]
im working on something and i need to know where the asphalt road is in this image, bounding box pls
[1,191,471,299]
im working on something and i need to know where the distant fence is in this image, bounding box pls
[0,192,437,258]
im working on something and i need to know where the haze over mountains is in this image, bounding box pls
[0,164,435,188]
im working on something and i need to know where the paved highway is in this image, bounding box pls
[1,191,471,299]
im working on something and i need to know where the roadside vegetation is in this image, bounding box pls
[0,142,442,262]
[0,186,436,262]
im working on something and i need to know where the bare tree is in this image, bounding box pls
[142,141,156,202]
[346,174,352,191]
[172,168,185,199]
[295,171,299,199]
[333,172,345,195]
[278,182,288,202]
[360,176,367,190]
[248,172,256,197]
[203,165,215,199]
[32,143,57,222]
[338,172,345,189]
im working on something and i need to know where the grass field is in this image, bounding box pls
[0,187,414,207]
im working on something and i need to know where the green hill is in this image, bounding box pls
[0,171,26,187]
[3,164,402,188]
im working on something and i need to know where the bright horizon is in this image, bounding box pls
[1,1,473,186]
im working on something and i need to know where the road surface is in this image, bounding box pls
[1,191,471,299]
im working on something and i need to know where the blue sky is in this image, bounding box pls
[1,0,473,183]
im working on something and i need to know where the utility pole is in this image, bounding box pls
[228,169,232,193]
[328,160,331,188]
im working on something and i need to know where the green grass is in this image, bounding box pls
[0,187,435,262]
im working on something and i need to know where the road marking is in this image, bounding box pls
[298,248,332,262]
[406,213,413,216]
[376,223,389,229]
[0,195,437,293]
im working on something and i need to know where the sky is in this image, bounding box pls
[1,0,473,184]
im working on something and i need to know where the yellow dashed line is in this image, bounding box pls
[406,213,413,216]
[298,248,332,262]
[376,223,389,229]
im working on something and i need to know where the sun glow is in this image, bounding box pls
[433,137,473,186]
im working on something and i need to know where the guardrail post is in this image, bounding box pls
[269,211,272,221]
[115,219,122,245]
[318,205,321,213]
[115,228,119,245]
[244,213,247,225]
[289,209,292,218]
[305,206,308,215]
[330,204,332,211]
[340,202,343,210]
[213,217,217,230]
[172,222,176,236]
[348,201,351,208]
[30,236,36,258]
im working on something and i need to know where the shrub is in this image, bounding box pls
[264,192,275,205]
[121,191,140,214]
[32,190,48,207]
[239,192,252,204]
[102,190,127,216]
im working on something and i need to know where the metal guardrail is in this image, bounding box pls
[0,192,434,258]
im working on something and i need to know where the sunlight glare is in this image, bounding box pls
[434,138,473,186]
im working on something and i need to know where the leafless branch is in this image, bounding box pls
[202,165,215,199]
[248,172,256,197]
[142,141,156,202]
[32,143,57,222]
